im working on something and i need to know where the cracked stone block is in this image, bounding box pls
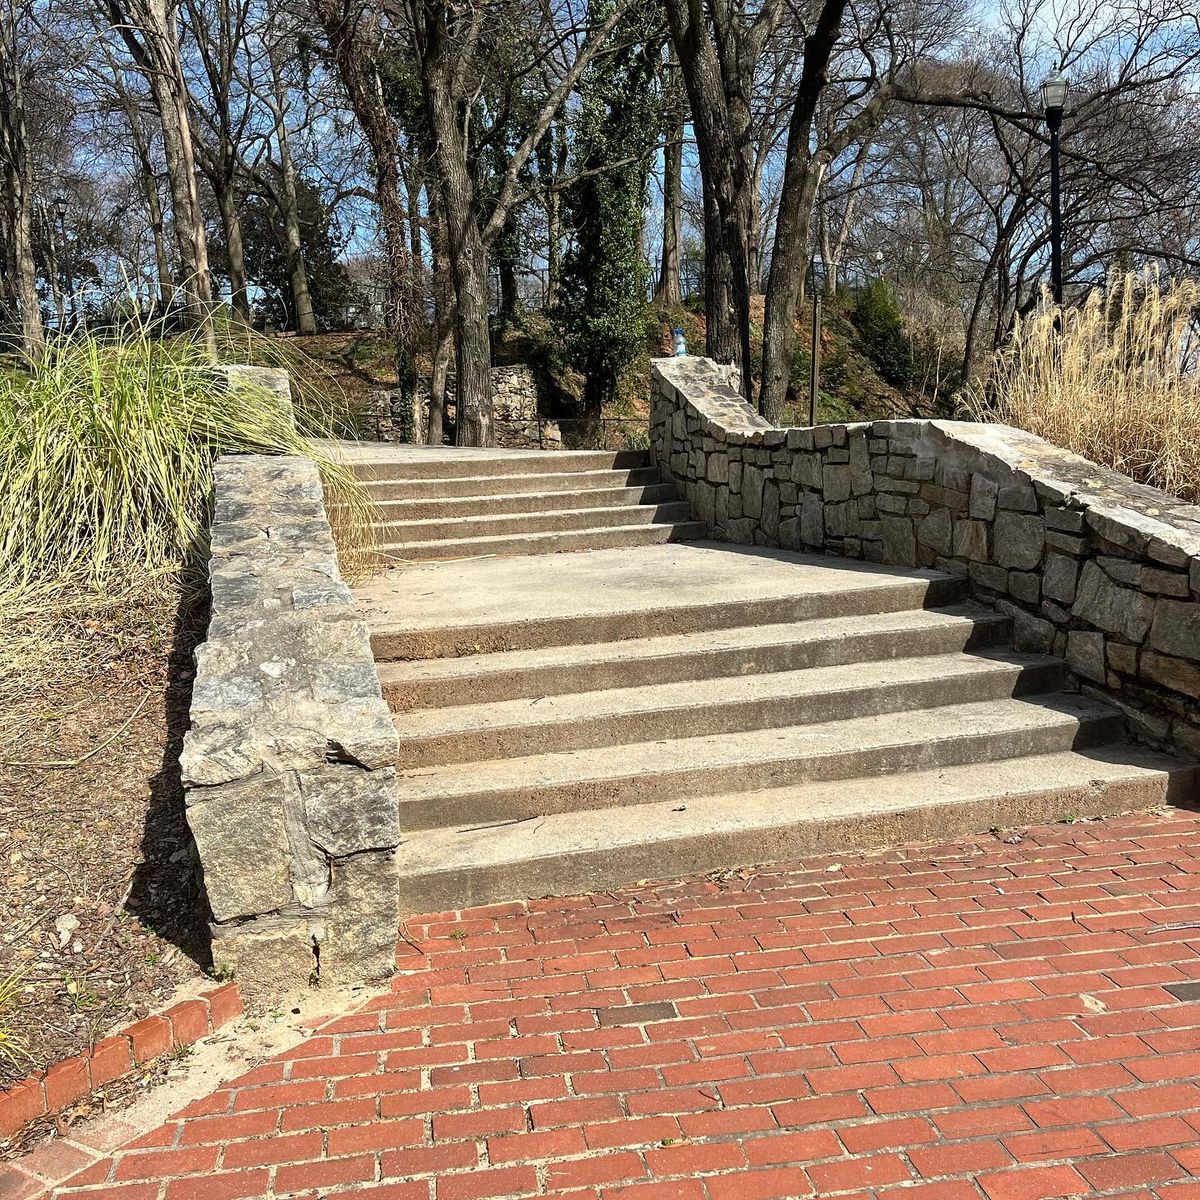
[319,851,400,984]
[1067,630,1107,683]
[188,775,294,922]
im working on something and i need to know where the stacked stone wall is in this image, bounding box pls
[181,455,400,996]
[651,356,1200,756]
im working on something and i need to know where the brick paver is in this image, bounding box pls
[42,809,1200,1198]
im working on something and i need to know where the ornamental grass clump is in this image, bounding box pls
[0,319,371,599]
[963,269,1200,503]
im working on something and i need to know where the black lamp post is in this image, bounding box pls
[52,195,78,330]
[1040,71,1068,307]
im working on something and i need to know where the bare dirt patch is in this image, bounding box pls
[0,588,211,1107]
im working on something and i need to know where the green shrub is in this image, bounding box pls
[853,279,914,386]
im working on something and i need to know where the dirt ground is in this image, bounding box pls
[0,589,212,1112]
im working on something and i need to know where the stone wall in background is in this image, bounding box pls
[651,356,1200,757]
[181,455,400,996]
[363,363,560,447]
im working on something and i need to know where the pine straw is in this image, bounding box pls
[963,269,1200,503]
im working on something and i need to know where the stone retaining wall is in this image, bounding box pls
[181,455,400,995]
[363,363,561,447]
[651,356,1200,756]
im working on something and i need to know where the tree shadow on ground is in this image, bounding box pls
[126,574,214,974]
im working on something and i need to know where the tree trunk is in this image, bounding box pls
[421,32,493,447]
[0,25,44,359]
[216,178,251,324]
[426,193,453,445]
[308,0,415,407]
[759,1,848,422]
[654,108,682,306]
[662,0,753,395]
[109,0,213,348]
[269,51,316,334]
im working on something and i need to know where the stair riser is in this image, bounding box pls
[396,712,1123,828]
[396,768,1187,912]
[373,503,693,543]
[396,661,1065,768]
[361,468,664,500]
[372,576,968,661]
[384,615,1012,710]
[368,485,678,520]
[372,522,704,564]
[353,450,649,482]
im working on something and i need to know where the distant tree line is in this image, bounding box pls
[2,0,1199,438]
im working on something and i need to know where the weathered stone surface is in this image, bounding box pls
[742,465,764,518]
[952,519,988,562]
[1067,631,1107,683]
[210,918,315,995]
[185,452,401,996]
[916,509,952,555]
[968,475,998,522]
[1043,554,1080,605]
[650,356,1200,758]
[320,851,399,983]
[188,775,293,922]
[1073,561,1154,643]
[1141,652,1200,696]
[993,512,1044,570]
[1148,599,1200,662]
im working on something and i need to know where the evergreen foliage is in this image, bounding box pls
[853,278,914,386]
[554,0,663,420]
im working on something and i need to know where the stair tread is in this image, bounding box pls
[394,649,1060,741]
[366,485,675,515]
[395,694,1117,799]
[364,478,668,500]
[394,747,1195,877]
[377,603,1004,690]
[359,541,962,637]
[372,503,691,532]
[374,522,704,554]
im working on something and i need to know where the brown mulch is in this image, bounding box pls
[0,588,212,1104]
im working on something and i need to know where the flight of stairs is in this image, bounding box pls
[345,447,1196,912]
[352,447,704,561]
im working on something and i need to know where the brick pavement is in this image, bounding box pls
[35,809,1200,1199]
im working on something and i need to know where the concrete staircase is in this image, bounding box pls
[346,447,1196,912]
[351,446,703,561]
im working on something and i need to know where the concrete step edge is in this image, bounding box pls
[394,695,1126,826]
[371,503,693,540]
[352,450,650,481]
[392,748,1198,909]
[372,522,705,563]
[369,573,968,661]
[379,604,1012,710]
[362,485,678,518]
[393,652,1066,768]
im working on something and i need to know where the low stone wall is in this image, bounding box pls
[651,356,1200,756]
[363,363,561,447]
[181,455,400,995]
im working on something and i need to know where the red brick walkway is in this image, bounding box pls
[42,809,1200,1199]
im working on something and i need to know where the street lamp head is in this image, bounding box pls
[53,195,68,219]
[1040,71,1068,116]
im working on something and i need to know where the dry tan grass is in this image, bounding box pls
[963,269,1200,503]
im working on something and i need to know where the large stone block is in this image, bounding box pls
[916,508,952,555]
[320,851,399,984]
[952,519,988,562]
[993,511,1045,570]
[1140,652,1200,697]
[188,775,294,922]
[823,464,852,503]
[1043,553,1080,604]
[1067,631,1106,683]
[210,917,315,997]
[299,767,402,858]
[1148,599,1200,662]
[1073,561,1154,643]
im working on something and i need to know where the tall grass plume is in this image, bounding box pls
[963,269,1200,503]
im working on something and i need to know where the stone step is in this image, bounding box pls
[360,467,664,501]
[373,521,706,564]
[366,484,679,521]
[352,449,649,482]
[372,502,694,543]
[394,651,1065,768]
[393,748,1198,910]
[366,553,968,661]
[393,694,1123,828]
[379,603,1011,711]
